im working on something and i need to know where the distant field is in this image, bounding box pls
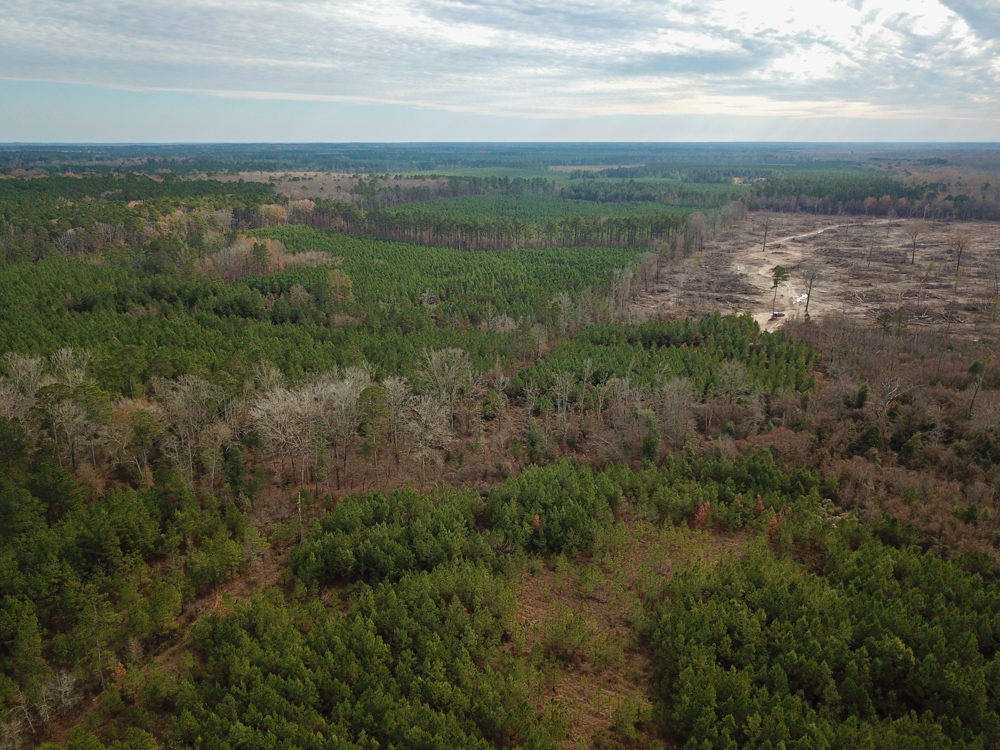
[391,194,694,221]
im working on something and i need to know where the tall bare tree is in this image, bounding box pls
[49,347,91,388]
[950,232,971,277]
[636,252,658,293]
[252,382,326,528]
[551,292,574,334]
[317,367,371,484]
[49,399,88,468]
[608,267,634,320]
[658,377,695,445]
[905,221,928,265]
[760,214,773,252]
[552,371,575,436]
[382,376,414,466]
[107,401,162,480]
[0,353,43,421]
[802,263,821,318]
[420,348,474,431]
[688,212,709,252]
[155,375,223,483]
[405,395,450,479]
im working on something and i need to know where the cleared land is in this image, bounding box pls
[638,214,1000,339]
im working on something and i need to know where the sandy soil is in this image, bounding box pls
[635,213,1000,339]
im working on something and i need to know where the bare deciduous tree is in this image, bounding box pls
[251,387,310,482]
[905,221,928,265]
[720,200,746,227]
[552,371,574,436]
[551,292,574,334]
[636,252,658,293]
[760,214,773,252]
[49,399,89,468]
[107,401,162,479]
[579,357,595,415]
[0,714,26,750]
[950,231,971,277]
[318,367,372,483]
[608,376,633,432]
[200,421,234,491]
[0,353,43,421]
[530,323,548,359]
[592,381,611,420]
[608,267,634,320]
[872,374,914,442]
[49,347,91,388]
[658,377,695,445]
[405,395,450,479]
[383,376,414,465]
[155,375,223,483]
[252,361,286,392]
[420,348,474,430]
[51,670,80,714]
[802,263,821,318]
[717,360,751,407]
[688,212,709,252]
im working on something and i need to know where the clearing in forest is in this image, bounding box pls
[636,214,1000,338]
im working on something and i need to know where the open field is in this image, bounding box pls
[638,213,1000,339]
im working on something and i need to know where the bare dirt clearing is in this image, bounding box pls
[635,213,1000,339]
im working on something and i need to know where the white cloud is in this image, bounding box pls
[0,0,997,121]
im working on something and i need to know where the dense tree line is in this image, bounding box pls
[749,171,1000,220]
[306,198,688,249]
[348,174,558,209]
[558,182,743,209]
[569,164,778,182]
[6,143,899,175]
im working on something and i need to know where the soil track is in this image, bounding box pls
[742,222,868,330]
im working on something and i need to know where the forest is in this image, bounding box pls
[1,144,999,749]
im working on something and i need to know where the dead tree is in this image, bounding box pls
[760,214,773,252]
[905,221,928,266]
[950,232,971,277]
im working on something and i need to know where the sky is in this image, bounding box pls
[1,0,999,142]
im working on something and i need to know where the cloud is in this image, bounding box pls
[0,0,997,122]
[938,0,1000,40]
